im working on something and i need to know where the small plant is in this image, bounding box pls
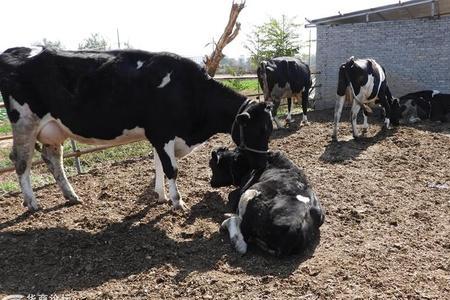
[0,180,19,195]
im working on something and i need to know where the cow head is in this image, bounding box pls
[257,60,276,102]
[231,101,273,169]
[395,98,423,124]
[388,97,402,126]
[209,147,250,188]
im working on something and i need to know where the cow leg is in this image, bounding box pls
[153,148,168,203]
[10,134,39,211]
[380,101,391,129]
[221,215,246,254]
[221,189,260,254]
[286,98,292,124]
[362,111,369,133]
[271,99,283,129]
[41,144,80,204]
[332,95,345,140]
[7,96,41,211]
[154,142,187,210]
[301,89,310,126]
[351,100,362,139]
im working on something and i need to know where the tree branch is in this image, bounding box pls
[204,0,246,77]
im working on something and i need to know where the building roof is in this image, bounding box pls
[306,0,450,27]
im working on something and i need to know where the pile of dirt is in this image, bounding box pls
[1,109,449,299]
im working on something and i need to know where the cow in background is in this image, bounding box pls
[257,57,312,129]
[332,56,399,141]
[0,46,273,211]
[209,147,325,256]
[398,90,450,123]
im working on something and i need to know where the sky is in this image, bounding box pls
[0,0,399,58]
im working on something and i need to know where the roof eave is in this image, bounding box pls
[306,0,436,27]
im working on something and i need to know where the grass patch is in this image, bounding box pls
[69,140,152,169]
[0,180,19,195]
[0,122,11,135]
[0,107,7,121]
[222,79,260,95]
[0,107,11,135]
[0,147,12,169]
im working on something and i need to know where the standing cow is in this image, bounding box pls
[332,56,399,141]
[0,47,273,211]
[257,57,312,129]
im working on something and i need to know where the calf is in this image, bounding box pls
[0,47,273,211]
[332,57,398,141]
[398,90,450,123]
[257,57,312,129]
[209,147,324,256]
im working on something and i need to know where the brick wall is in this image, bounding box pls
[315,16,450,109]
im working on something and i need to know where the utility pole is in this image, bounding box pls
[308,29,311,67]
[116,28,121,49]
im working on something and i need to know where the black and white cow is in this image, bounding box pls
[332,56,398,141]
[0,46,273,211]
[398,90,450,123]
[257,57,312,129]
[209,147,324,256]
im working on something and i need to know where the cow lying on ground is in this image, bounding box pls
[0,47,273,211]
[332,56,399,141]
[209,147,325,256]
[257,57,312,129]
[398,90,450,123]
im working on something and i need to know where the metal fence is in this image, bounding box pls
[0,74,320,175]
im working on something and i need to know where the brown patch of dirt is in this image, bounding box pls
[0,139,12,149]
[1,109,449,299]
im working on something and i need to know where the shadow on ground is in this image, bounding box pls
[320,128,397,163]
[0,187,320,295]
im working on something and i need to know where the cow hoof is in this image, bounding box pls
[156,196,169,204]
[23,201,40,212]
[66,194,82,204]
[172,199,188,211]
[301,120,310,126]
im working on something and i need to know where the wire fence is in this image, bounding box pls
[0,74,321,175]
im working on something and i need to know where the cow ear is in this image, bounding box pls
[211,150,218,160]
[211,149,222,164]
[236,112,251,125]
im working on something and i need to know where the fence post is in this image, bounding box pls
[70,140,83,174]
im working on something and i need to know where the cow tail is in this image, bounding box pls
[307,66,313,97]
[337,64,351,102]
[259,61,271,102]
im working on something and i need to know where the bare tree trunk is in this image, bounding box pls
[204,0,246,77]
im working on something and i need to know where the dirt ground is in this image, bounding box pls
[1,108,449,300]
